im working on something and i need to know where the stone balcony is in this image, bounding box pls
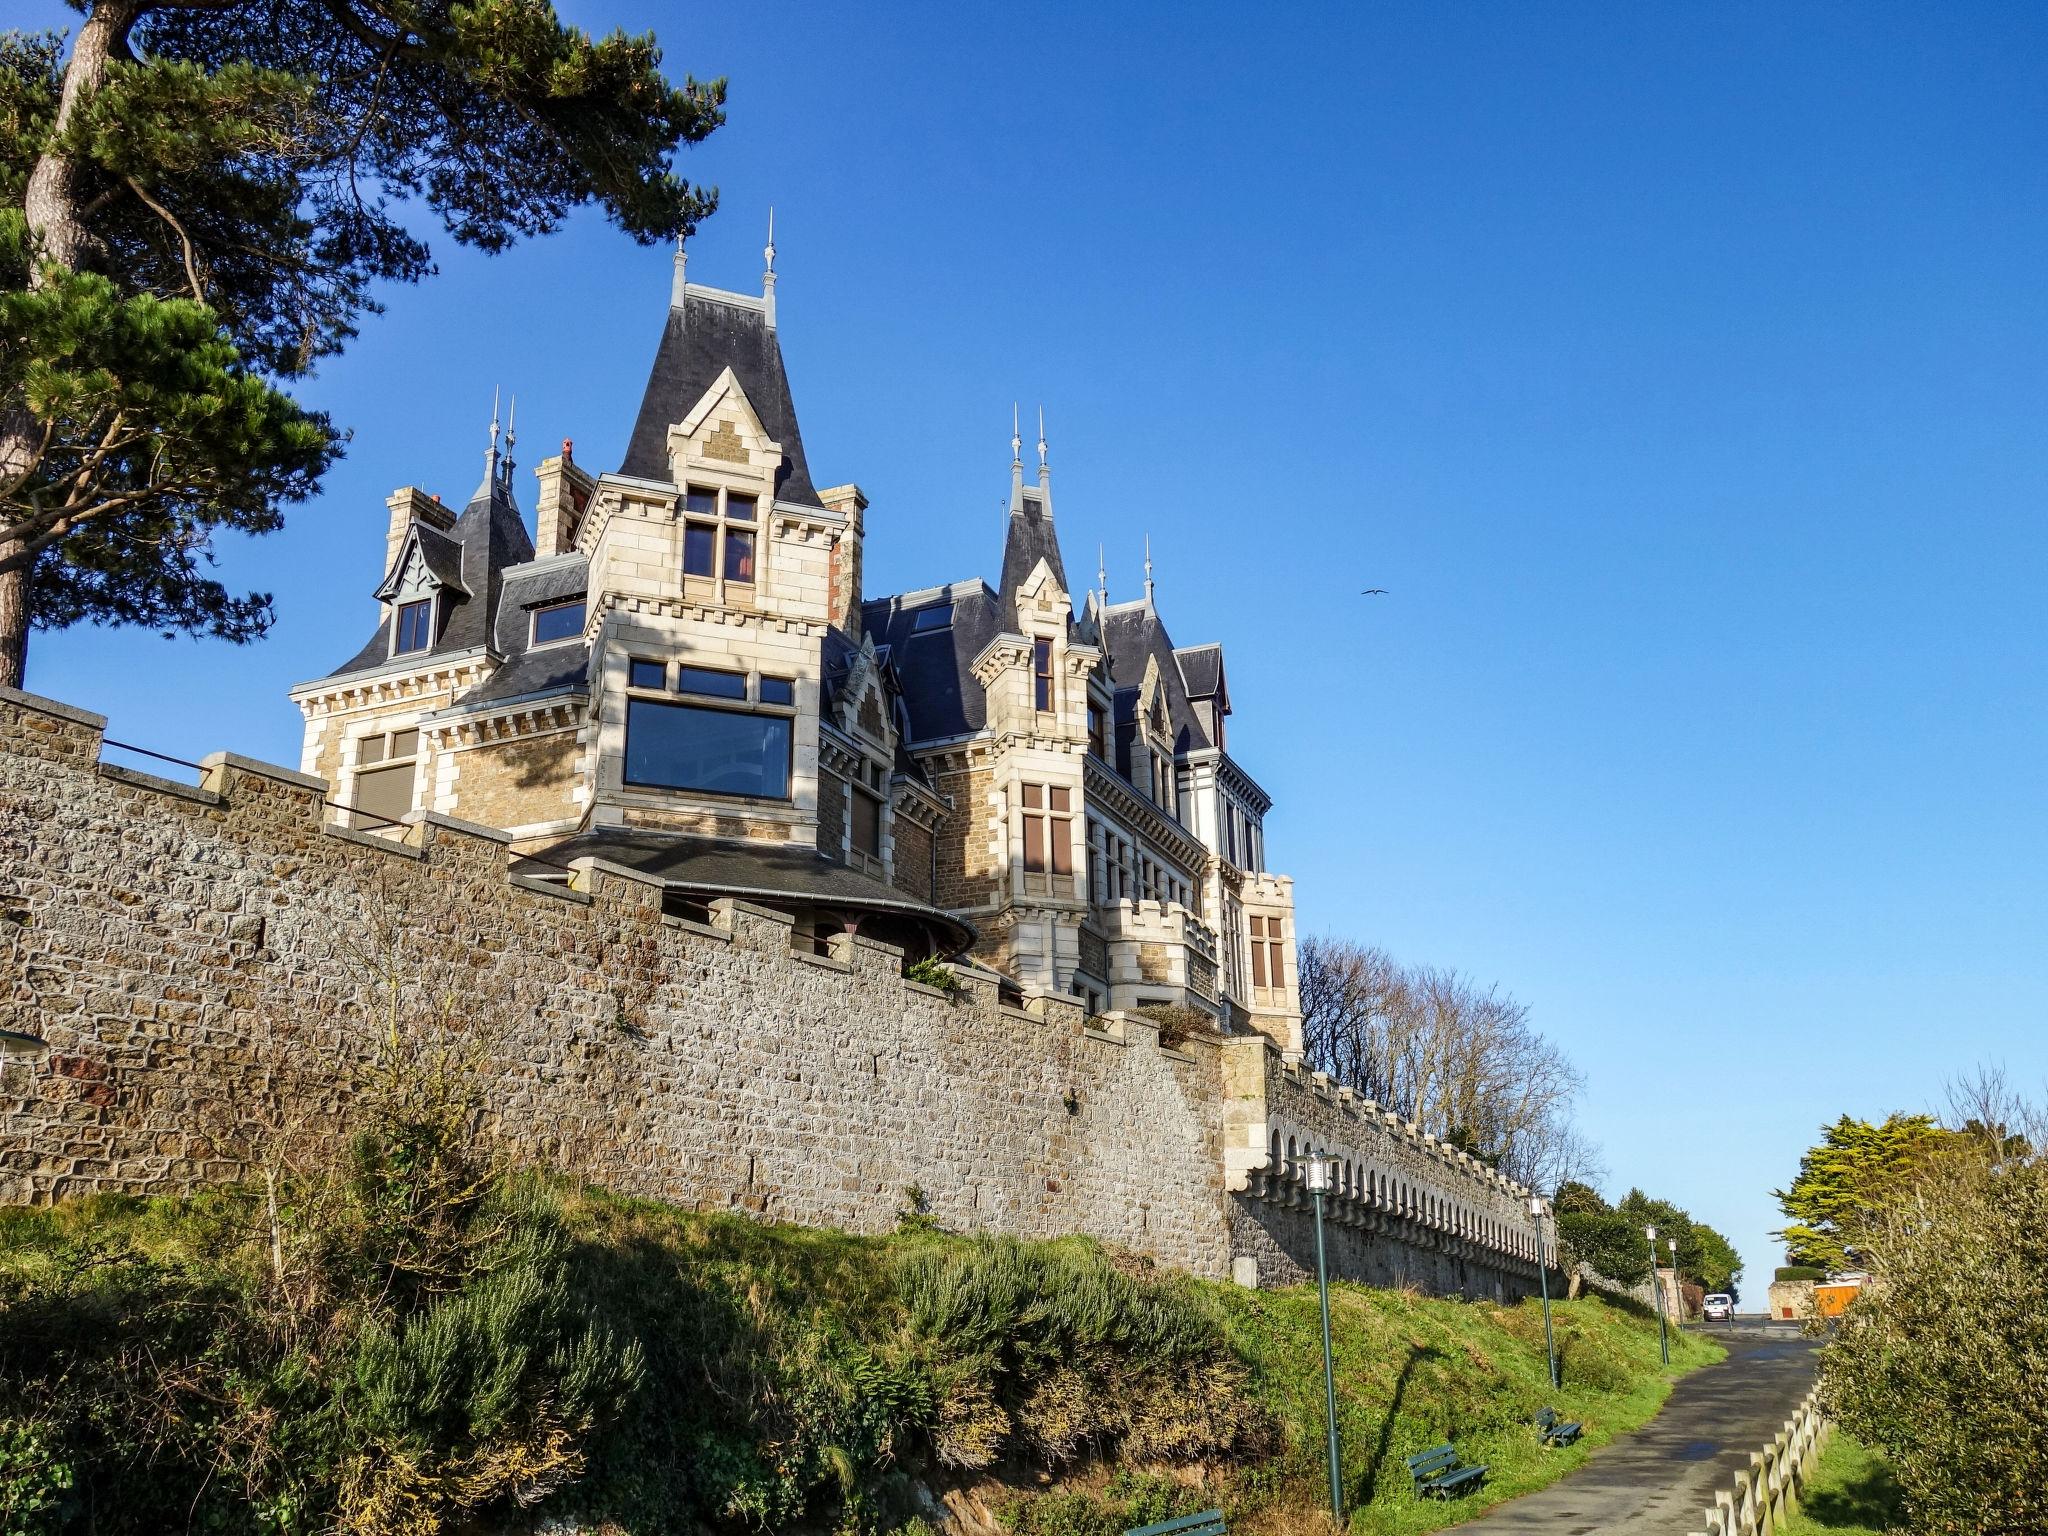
[1094,897,1221,1009]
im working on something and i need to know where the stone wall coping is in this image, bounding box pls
[200,750,328,793]
[96,763,222,806]
[406,808,515,845]
[1157,1045,1197,1063]
[717,897,797,928]
[1081,1023,1128,1047]
[321,822,426,860]
[903,979,954,1002]
[570,855,667,891]
[792,948,851,975]
[661,912,733,943]
[0,685,106,729]
[509,874,592,905]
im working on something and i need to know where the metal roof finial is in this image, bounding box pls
[1098,543,1108,608]
[1011,402,1022,468]
[1144,533,1155,606]
[1037,406,1048,470]
[764,205,776,274]
[671,229,688,308]
[500,395,517,489]
[761,207,778,328]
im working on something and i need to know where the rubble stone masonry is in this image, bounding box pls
[0,687,1550,1296]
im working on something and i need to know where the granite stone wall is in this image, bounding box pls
[0,686,1555,1296]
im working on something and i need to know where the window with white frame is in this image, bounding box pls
[392,598,435,655]
[680,484,759,588]
[530,597,585,645]
[353,725,420,830]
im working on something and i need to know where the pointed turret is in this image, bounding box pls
[998,406,1069,620]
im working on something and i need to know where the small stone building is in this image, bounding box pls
[291,240,1302,1053]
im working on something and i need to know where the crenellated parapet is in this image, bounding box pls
[0,684,1553,1304]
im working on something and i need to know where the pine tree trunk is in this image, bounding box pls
[0,1,138,689]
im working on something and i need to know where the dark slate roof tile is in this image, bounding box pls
[620,290,824,507]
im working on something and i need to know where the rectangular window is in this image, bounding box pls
[1249,916,1285,992]
[678,666,746,700]
[684,487,719,516]
[1087,703,1106,759]
[1021,784,1074,875]
[684,523,717,577]
[531,598,585,645]
[759,676,795,706]
[394,599,433,654]
[629,658,667,691]
[352,725,421,831]
[910,603,953,633]
[724,528,757,584]
[1033,637,1054,712]
[625,698,792,799]
[725,492,756,522]
[851,787,883,858]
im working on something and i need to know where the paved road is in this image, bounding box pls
[1451,1322,1820,1535]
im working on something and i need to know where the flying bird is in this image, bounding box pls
[1362,588,1388,596]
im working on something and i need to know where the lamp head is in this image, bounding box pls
[1668,1238,1678,1253]
[1305,1151,1331,1194]
[1528,1194,1545,1218]
[1645,1224,1657,1241]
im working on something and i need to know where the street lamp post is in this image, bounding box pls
[1530,1194,1558,1389]
[1305,1152,1344,1523]
[1645,1224,1669,1365]
[1667,1236,1682,1330]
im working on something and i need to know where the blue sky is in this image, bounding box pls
[19,2,2048,1299]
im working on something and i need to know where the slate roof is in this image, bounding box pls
[1101,602,1212,755]
[410,524,469,594]
[520,829,975,951]
[997,485,1068,617]
[322,463,534,681]
[619,288,824,507]
[860,584,1004,743]
[1174,643,1224,701]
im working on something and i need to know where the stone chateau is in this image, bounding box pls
[1,236,1557,1301]
[288,239,1301,1055]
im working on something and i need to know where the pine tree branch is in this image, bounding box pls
[123,175,208,301]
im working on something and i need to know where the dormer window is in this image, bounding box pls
[682,485,758,587]
[530,598,585,646]
[394,598,434,655]
[910,603,953,634]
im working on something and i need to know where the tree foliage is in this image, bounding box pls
[1298,935,1600,1193]
[1820,1102,2048,1534]
[1549,1183,1742,1298]
[0,1,725,684]
[1772,1112,1954,1272]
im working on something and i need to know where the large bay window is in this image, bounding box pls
[624,660,795,800]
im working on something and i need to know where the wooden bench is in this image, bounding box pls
[1125,1510,1226,1536]
[1535,1406,1583,1447]
[1407,1443,1487,1499]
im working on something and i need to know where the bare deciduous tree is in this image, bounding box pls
[1299,934,1598,1192]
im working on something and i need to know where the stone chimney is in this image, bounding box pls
[533,441,597,558]
[818,483,867,633]
[384,486,455,581]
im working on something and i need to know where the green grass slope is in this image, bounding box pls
[1778,1432,1904,1536]
[0,1179,1719,1536]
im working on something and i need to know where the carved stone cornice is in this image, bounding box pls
[427,698,583,748]
[292,654,493,717]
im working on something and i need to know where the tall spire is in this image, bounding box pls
[1143,534,1155,606]
[500,395,517,491]
[484,386,502,489]
[762,206,777,328]
[670,230,688,308]
[1097,543,1108,609]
